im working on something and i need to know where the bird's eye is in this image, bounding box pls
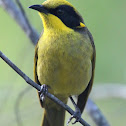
[57,9,64,15]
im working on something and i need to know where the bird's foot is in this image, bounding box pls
[39,84,48,101]
[67,107,81,125]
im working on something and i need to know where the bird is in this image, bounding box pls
[29,0,96,126]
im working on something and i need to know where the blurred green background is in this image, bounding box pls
[0,0,126,126]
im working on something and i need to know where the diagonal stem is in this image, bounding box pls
[15,0,32,32]
[0,51,90,126]
[0,0,39,44]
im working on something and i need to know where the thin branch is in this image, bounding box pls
[0,0,39,44]
[86,99,110,126]
[0,51,90,126]
[15,0,32,32]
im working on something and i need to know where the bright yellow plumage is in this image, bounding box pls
[37,26,93,96]
[30,0,95,126]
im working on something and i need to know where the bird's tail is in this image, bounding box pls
[41,107,65,126]
[41,98,68,126]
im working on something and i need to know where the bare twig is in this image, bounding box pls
[15,0,32,32]
[0,51,90,126]
[0,0,39,44]
[86,99,110,126]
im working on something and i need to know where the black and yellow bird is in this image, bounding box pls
[29,0,96,126]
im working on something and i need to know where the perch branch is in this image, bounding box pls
[0,51,90,126]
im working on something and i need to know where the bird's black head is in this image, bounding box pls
[48,5,85,29]
[29,0,86,30]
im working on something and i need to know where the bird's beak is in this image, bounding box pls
[29,5,48,14]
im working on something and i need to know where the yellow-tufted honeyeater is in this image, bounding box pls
[29,0,96,126]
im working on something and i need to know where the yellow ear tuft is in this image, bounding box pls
[80,22,85,27]
[76,22,85,28]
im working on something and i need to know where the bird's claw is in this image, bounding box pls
[39,84,48,101]
[67,108,81,125]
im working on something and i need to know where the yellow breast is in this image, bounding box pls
[37,28,93,97]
